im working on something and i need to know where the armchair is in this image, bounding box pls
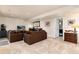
[8,30,23,43]
[24,30,47,45]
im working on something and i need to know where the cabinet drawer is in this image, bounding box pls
[64,33,77,44]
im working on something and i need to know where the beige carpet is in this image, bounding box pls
[0,37,79,54]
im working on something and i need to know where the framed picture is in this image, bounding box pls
[17,25,25,30]
[33,21,40,27]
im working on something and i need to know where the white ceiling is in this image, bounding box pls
[0,5,64,19]
[0,5,79,20]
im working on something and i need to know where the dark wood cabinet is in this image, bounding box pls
[64,33,77,44]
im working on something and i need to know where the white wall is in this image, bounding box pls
[40,19,52,37]
[0,17,28,30]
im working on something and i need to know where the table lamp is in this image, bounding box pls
[72,23,79,34]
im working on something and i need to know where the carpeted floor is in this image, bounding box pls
[0,37,79,54]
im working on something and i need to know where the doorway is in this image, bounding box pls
[58,18,63,37]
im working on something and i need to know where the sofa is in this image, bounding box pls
[8,30,24,43]
[8,29,47,45]
[24,30,47,45]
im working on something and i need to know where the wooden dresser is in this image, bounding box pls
[64,33,77,44]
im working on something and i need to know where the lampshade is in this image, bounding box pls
[71,23,79,28]
[71,23,79,34]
